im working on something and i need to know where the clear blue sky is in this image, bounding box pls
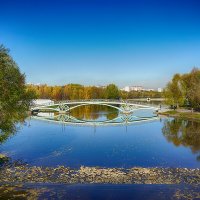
[0,0,200,88]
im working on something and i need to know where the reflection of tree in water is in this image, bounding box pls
[162,118,200,161]
[0,109,27,144]
[70,105,118,121]
[106,112,118,120]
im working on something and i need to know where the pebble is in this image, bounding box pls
[0,164,199,185]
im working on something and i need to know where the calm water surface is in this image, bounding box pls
[0,105,199,169]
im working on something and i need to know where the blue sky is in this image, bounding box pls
[0,0,200,88]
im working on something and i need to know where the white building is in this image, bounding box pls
[123,86,131,92]
[131,86,143,91]
[122,86,163,92]
[144,88,155,92]
[123,86,143,92]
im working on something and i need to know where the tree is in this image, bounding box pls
[0,45,35,113]
[164,74,185,109]
[164,68,200,111]
[0,45,36,144]
[84,87,92,99]
[182,68,200,111]
[105,84,120,99]
[52,86,62,100]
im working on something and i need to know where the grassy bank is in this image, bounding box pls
[0,154,8,164]
[160,110,200,121]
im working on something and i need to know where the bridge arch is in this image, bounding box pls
[64,103,124,112]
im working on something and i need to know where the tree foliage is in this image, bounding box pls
[182,68,200,110]
[0,45,36,143]
[28,83,163,101]
[164,74,185,108]
[105,84,120,99]
[164,68,200,111]
[0,45,35,113]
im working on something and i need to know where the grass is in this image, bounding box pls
[0,154,8,164]
[160,110,200,120]
[0,154,6,159]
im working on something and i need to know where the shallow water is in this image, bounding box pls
[1,183,199,200]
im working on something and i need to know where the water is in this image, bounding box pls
[0,105,200,168]
[1,183,199,200]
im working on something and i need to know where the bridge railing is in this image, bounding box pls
[51,99,163,108]
[55,98,163,102]
[55,99,124,104]
[54,99,161,107]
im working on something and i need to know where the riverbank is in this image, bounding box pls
[0,154,8,164]
[159,110,200,121]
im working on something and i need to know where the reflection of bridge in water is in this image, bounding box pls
[32,113,159,127]
[31,99,160,126]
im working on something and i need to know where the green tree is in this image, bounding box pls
[0,45,36,146]
[0,45,35,112]
[182,68,200,111]
[164,68,200,111]
[164,74,185,109]
[105,84,120,99]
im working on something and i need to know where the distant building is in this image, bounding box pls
[123,86,131,92]
[123,86,143,92]
[122,85,163,92]
[144,88,155,92]
[131,86,143,91]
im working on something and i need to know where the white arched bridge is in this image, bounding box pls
[31,99,163,126]
[31,99,160,114]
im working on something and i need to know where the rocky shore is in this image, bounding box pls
[0,165,199,185]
